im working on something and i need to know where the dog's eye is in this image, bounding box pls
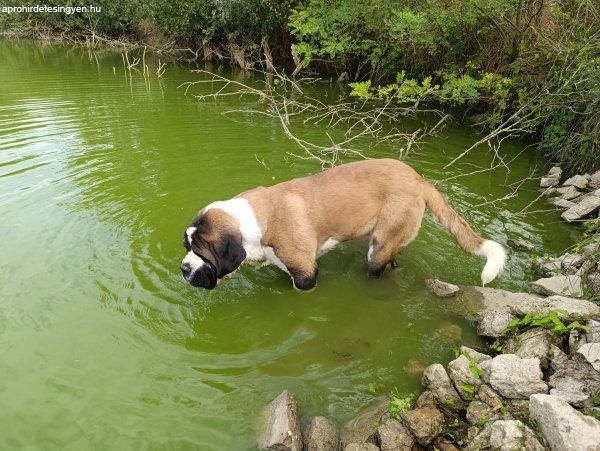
[182,239,191,251]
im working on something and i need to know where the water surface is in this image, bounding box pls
[0,41,576,449]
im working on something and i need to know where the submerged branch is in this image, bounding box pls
[180,70,447,166]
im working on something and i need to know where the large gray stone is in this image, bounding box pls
[562,174,589,189]
[577,342,600,371]
[447,355,482,400]
[587,273,600,296]
[507,238,536,252]
[306,416,339,451]
[460,346,491,363]
[478,384,503,408]
[421,364,464,412]
[552,197,577,209]
[465,401,501,425]
[555,185,582,200]
[560,252,586,270]
[425,278,459,297]
[376,420,415,451]
[562,190,600,222]
[533,257,563,276]
[589,170,600,190]
[261,390,303,451]
[477,310,517,338]
[415,390,436,409]
[540,294,600,316]
[400,406,443,446]
[586,319,600,343]
[504,327,561,367]
[529,393,600,451]
[549,354,600,407]
[531,275,583,297]
[479,354,548,399]
[541,170,561,188]
[466,420,543,451]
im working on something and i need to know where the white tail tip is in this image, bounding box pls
[476,240,506,285]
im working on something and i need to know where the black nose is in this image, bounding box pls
[180,262,191,277]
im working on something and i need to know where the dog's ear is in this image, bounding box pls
[216,235,246,278]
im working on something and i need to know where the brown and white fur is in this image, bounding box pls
[180,159,506,290]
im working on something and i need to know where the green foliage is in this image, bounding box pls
[491,309,591,351]
[2,0,598,172]
[463,352,483,379]
[461,383,476,395]
[504,310,590,335]
[387,390,415,420]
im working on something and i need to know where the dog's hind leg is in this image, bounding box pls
[367,203,424,277]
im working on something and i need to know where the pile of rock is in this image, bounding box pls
[539,166,600,222]
[259,287,600,450]
[531,241,599,299]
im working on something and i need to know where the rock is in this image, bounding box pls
[435,321,463,344]
[577,343,600,371]
[447,355,482,400]
[466,420,543,451]
[460,346,491,363]
[342,397,389,445]
[415,390,436,408]
[549,344,569,371]
[589,170,600,190]
[462,287,600,316]
[261,390,303,451]
[507,238,536,252]
[550,388,591,407]
[586,319,600,343]
[466,401,500,425]
[541,294,600,316]
[457,287,545,321]
[306,416,339,451]
[425,278,459,297]
[562,174,589,189]
[586,273,600,296]
[569,328,588,353]
[534,257,563,276]
[555,185,582,200]
[400,406,443,446]
[531,275,583,297]
[478,384,503,408]
[541,169,561,188]
[479,354,548,399]
[548,166,562,176]
[403,359,426,376]
[421,364,464,412]
[433,437,460,451]
[504,328,562,367]
[477,310,517,338]
[548,357,600,407]
[344,443,379,451]
[560,253,586,270]
[529,393,600,451]
[552,197,577,209]
[562,190,600,222]
[376,420,415,451]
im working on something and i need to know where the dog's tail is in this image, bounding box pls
[422,181,506,285]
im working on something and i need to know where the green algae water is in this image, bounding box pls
[0,41,577,449]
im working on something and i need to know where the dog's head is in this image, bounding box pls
[180,209,246,289]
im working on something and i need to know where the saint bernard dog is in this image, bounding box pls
[180,158,506,290]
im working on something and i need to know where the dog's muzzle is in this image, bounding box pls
[181,251,218,289]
